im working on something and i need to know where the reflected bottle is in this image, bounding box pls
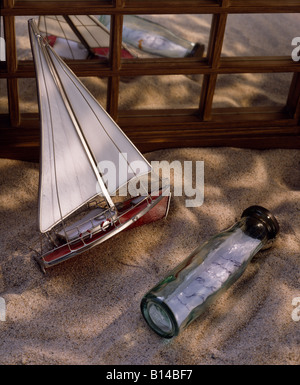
[98,15,204,58]
[141,206,280,338]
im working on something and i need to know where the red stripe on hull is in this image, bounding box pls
[42,194,169,265]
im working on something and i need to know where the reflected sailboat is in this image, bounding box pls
[38,15,134,60]
[29,19,170,272]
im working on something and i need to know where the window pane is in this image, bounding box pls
[222,14,300,57]
[98,14,211,59]
[212,73,293,108]
[119,74,203,110]
[0,16,5,62]
[80,77,108,109]
[16,16,38,61]
[16,15,110,62]
[0,79,8,113]
[19,78,39,113]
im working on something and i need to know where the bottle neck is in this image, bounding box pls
[238,216,271,249]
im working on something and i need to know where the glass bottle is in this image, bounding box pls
[98,15,204,58]
[141,206,280,338]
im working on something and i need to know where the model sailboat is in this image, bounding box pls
[29,19,170,272]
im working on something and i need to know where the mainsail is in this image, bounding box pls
[29,19,151,234]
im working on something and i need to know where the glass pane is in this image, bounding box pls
[119,74,203,110]
[16,16,38,61]
[212,73,293,108]
[19,78,39,113]
[0,79,8,113]
[16,15,110,62]
[98,14,212,59]
[0,16,5,62]
[222,14,300,57]
[19,0,110,2]
[80,77,108,109]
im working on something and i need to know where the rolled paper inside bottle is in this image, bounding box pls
[141,206,279,338]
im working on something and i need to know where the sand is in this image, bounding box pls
[0,147,299,365]
[0,14,299,365]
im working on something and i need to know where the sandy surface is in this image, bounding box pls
[0,147,299,365]
[0,14,299,365]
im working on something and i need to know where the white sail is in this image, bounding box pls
[29,20,151,233]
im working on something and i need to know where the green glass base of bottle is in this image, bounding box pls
[141,295,179,338]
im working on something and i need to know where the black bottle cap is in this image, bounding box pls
[186,42,205,58]
[241,205,280,240]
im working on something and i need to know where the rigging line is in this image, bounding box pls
[81,15,110,48]
[64,15,95,58]
[53,15,75,60]
[30,20,110,234]
[43,44,115,210]
[59,16,76,60]
[42,16,48,41]
[74,15,99,48]
[50,47,152,196]
[39,15,74,59]
[35,32,66,234]
[56,67,151,196]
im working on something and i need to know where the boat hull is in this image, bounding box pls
[35,193,170,272]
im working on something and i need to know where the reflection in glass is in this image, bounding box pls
[119,75,203,110]
[19,78,39,113]
[38,15,133,60]
[212,73,293,109]
[80,77,108,109]
[15,15,132,62]
[16,14,211,61]
[16,16,38,61]
[99,15,205,58]
[99,14,211,59]
[0,16,5,62]
[222,13,300,57]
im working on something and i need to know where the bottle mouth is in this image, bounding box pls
[141,298,178,338]
[241,205,280,240]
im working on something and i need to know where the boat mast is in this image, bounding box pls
[38,30,115,210]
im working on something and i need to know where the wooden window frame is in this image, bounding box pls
[1,0,300,162]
